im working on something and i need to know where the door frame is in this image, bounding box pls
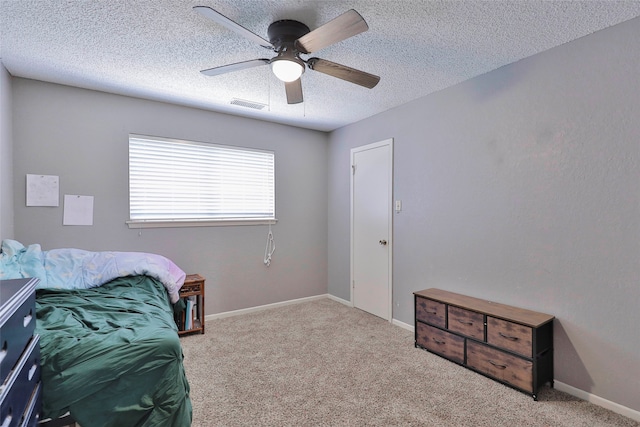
[350,138,394,321]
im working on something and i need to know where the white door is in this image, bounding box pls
[351,139,393,320]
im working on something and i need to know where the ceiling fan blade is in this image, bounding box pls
[201,59,270,77]
[307,58,380,89]
[285,79,303,104]
[193,6,272,49]
[296,9,368,54]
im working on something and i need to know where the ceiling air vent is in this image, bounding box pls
[230,98,267,110]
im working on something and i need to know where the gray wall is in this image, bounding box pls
[11,79,328,314]
[6,14,640,415]
[328,18,640,412]
[0,63,14,240]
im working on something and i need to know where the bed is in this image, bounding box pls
[0,240,192,427]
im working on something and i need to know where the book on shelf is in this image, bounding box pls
[185,296,197,330]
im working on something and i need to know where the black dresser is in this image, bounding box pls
[1,278,41,427]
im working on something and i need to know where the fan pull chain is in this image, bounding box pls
[264,223,276,267]
[268,72,271,112]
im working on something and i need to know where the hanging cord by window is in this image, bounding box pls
[264,223,276,267]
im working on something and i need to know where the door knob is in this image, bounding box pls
[379,240,387,245]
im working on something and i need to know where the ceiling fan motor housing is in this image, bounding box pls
[267,20,310,51]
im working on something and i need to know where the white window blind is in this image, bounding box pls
[128,135,275,225]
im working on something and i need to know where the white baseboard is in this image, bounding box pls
[392,318,414,332]
[327,294,352,306]
[325,296,414,332]
[204,294,327,321]
[205,294,415,334]
[554,381,640,422]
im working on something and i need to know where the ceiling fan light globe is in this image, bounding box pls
[271,59,304,82]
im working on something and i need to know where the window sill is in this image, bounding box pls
[126,218,277,229]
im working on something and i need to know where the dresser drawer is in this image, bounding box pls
[467,340,533,393]
[0,293,36,382]
[0,335,40,427]
[416,323,464,364]
[20,382,41,427]
[415,297,445,328]
[487,317,532,357]
[447,306,484,340]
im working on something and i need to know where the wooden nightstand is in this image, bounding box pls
[176,274,205,336]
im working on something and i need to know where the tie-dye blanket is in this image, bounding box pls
[0,239,185,303]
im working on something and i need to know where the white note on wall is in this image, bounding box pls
[63,195,94,225]
[26,174,59,206]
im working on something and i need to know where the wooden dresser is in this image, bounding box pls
[1,277,41,426]
[414,288,554,400]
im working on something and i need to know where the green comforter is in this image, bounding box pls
[35,275,192,427]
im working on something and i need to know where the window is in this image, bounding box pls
[127,134,275,228]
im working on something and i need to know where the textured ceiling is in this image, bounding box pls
[2,1,640,131]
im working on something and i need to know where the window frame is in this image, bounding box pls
[126,134,277,229]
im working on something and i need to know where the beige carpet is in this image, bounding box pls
[180,298,638,427]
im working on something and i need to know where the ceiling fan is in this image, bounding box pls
[193,6,380,104]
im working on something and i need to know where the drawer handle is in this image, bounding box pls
[0,341,6,364]
[29,362,38,381]
[457,319,473,326]
[23,310,33,327]
[1,411,11,427]
[499,332,519,341]
[488,360,508,370]
[432,338,446,345]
